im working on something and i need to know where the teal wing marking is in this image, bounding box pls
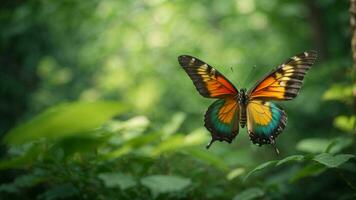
[204,98,239,148]
[246,100,287,146]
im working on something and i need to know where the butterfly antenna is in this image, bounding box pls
[269,137,280,155]
[242,65,257,87]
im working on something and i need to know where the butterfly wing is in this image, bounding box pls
[246,100,287,150]
[178,55,238,98]
[178,55,240,147]
[204,98,240,148]
[248,51,317,101]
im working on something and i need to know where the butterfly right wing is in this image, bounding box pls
[178,55,238,98]
[204,98,240,148]
[248,51,317,101]
[246,100,287,154]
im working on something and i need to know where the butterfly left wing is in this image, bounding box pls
[178,55,238,98]
[204,98,239,148]
[246,100,287,154]
[248,51,317,101]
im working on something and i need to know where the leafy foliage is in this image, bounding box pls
[0,0,355,199]
[140,175,191,198]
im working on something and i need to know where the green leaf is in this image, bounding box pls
[5,101,127,145]
[55,135,107,157]
[244,155,307,181]
[0,183,19,193]
[38,184,79,200]
[290,164,326,182]
[276,155,304,166]
[243,160,277,181]
[296,138,330,153]
[322,84,353,101]
[226,168,245,180]
[140,175,191,197]
[151,135,185,156]
[184,148,228,171]
[333,115,356,133]
[0,173,43,193]
[98,172,136,190]
[233,187,264,200]
[313,153,355,168]
[107,116,150,141]
[325,137,353,154]
[161,112,186,138]
[0,143,43,170]
[102,132,161,159]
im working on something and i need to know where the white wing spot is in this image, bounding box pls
[189,58,195,66]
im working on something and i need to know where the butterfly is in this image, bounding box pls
[178,51,317,154]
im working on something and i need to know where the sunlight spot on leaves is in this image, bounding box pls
[128,79,162,112]
[333,115,355,133]
[323,84,353,101]
[235,0,255,14]
[227,168,245,180]
[183,128,208,146]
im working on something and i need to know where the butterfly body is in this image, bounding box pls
[178,51,317,154]
[237,88,248,128]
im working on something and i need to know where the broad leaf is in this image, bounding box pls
[296,138,330,153]
[140,175,191,197]
[276,155,304,166]
[313,153,355,168]
[325,137,353,154]
[184,148,228,171]
[98,172,136,190]
[38,184,79,200]
[333,116,355,133]
[5,101,127,145]
[322,84,353,101]
[233,187,264,200]
[290,164,326,182]
[227,168,245,180]
[161,112,186,138]
[243,160,277,181]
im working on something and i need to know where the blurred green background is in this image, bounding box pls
[0,0,355,199]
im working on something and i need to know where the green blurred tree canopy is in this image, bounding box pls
[0,0,354,199]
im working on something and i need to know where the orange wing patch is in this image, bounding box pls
[178,55,238,98]
[247,101,273,126]
[204,98,240,148]
[249,51,317,101]
[217,98,239,123]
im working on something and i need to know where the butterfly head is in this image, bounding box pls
[238,88,248,105]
